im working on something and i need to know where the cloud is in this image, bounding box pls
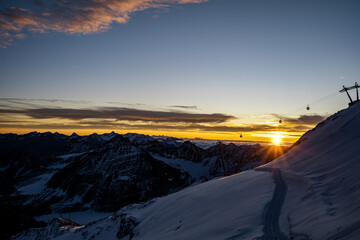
[13,33,26,39]
[272,114,327,125]
[0,98,91,109]
[0,98,315,135]
[170,105,199,109]
[0,120,311,133]
[296,115,327,124]
[0,106,234,123]
[179,124,310,133]
[0,0,208,48]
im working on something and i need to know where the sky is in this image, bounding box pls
[0,0,359,143]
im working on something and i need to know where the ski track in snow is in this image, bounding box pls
[256,168,288,240]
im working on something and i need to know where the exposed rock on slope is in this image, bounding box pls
[46,136,191,212]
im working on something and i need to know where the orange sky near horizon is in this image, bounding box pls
[0,99,324,145]
[0,127,302,145]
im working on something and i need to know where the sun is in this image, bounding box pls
[271,135,282,146]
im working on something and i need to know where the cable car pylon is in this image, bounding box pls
[340,82,359,106]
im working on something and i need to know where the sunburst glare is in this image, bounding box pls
[271,135,283,146]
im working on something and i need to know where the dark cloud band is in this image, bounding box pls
[272,114,327,125]
[0,106,234,123]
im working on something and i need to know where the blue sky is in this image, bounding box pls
[0,0,359,142]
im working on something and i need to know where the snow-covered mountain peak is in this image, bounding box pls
[123,133,156,145]
[100,131,118,141]
[70,132,79,137]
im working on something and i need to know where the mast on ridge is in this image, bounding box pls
[339,82,359,106]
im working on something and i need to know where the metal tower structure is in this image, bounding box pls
[340,82,359,106]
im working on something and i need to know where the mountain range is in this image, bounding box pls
[10,102,360,240]
[0,130,286,239]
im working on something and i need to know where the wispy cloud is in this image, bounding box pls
[0,0,208,48]
[0,98,92,109]
[170,105,199,110]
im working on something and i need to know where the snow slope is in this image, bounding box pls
[261,102,360,239]
[14,170,274,240]
[13,103,360,240]
[17,173,55,195]
[151,154,209,179]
